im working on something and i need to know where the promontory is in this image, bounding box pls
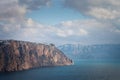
[0,40,72,72]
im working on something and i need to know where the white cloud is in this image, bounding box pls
[55,19,120,44]
[61,21,73,27]
[0,0,26,23]
[0,17,120,45]
[88,7,119,19]
[26,18,35,27]
[0,0,53,43]
[56,29,74,37]
[0,0,120,45]
[0,0,51,23]
[78,29,88,36]
[64,0,120,20]
[63,0,120,44]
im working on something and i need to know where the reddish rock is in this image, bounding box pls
[0,40,72,72]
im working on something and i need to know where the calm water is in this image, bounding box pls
[0,60,120,80]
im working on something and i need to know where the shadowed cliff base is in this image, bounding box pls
[0,40,72,72]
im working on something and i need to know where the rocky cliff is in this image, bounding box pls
[0,40,72,72]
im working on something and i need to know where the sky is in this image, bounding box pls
[0,0,120,45]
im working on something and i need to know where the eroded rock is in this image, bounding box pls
[0,40,72,72]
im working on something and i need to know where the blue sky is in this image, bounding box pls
[0,0,120,45]
[26,0,86,25]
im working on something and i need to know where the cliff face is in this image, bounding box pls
[0,40,72,72]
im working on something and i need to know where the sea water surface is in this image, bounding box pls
[0,59,120,80]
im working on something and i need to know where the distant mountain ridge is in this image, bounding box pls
[58,44,120,60]
[0,40,72,72]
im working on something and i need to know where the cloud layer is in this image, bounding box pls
[0,0,120,45]
[65,0,120,29]
[0,0,26,23]
[65,0,120,20]
[1,18,120,45]
[0,0,51,23]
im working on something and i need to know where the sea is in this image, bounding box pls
[0,59,120,80]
